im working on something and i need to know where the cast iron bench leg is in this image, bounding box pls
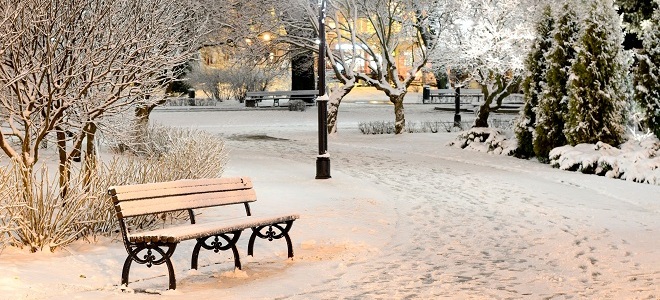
[122,243,178,290]
[191,231,243,270]
[248,220,295,258]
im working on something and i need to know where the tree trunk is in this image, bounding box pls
[83,122,97,190]
[133,98,165,148]
[327,81,355,134]
[56,128,70,200]
[474,104,491,128]
[391,93,406,134]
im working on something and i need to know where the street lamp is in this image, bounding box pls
[316,0,331,179]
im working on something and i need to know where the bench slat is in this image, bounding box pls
[111,182,253,203]
[128,213,300,243]
[109,177,252,201]
[116,189,257,218]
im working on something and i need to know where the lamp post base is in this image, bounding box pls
[453,114,462,127]
[315,156,331,179]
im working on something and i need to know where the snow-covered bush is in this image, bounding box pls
[288,100,306,112]
[549,136,660,185]
[634,6,660,139]
[515,5,554,159]
[534,3,580,162]
[447,128,517,156]
[358,121,397,134]
[564,0,628,146]
[0,162,93,252]
[0,127,229,252]
[0,165,15,251]
[91,127,229,234]
[358,119,514,135]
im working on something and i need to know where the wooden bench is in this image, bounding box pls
[108,177,299,290]
[422,88,483,104]
[244,90,318,107]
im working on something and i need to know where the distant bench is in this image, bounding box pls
[108,177,299,290]
[423,88,524,113]
[422,88,483,104]
[244,90,318,107]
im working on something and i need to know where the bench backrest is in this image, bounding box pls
[429,88,482,95]
[460,89,483,95]
[429,88,454,95]
[109,177,256,218]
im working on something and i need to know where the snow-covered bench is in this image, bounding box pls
[108,177,299,290]
[244,90,318,107]
[422,88,483,104]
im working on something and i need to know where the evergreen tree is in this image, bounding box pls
[564,0,627,146]
[533,3,580,162]
[634,6,660,139]
[515,5,554,159]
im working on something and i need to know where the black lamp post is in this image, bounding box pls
[316,0,331,179]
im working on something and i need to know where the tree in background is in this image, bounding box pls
[515,5,554,159]
[533,2,580,162]
[564,0,628,146]
[634,2,660,139]
[435,0,535,128]
[322,0,362,134]
[352,0,450,134]
[0,0,203,198]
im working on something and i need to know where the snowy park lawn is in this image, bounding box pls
[0,96,658,299]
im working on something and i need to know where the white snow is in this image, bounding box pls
[127,214,299,243]
[0,88,658,299]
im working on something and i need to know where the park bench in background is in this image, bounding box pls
[244,90,318,107]
[108,177,299,290]
[422,88,483,105]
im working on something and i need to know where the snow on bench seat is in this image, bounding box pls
[128,214,299,243]
[109,176,300,290]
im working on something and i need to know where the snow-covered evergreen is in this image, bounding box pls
[534,2,580,162]
[564,0,628,146]
[634,4,660,139]
[515,5,554,159]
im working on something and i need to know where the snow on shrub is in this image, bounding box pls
[447,128,517,156]
[0,162,92,252]
[0,126,229,252]
[91,126,229,235]
[358,119,514,135]
[549,137,660,185]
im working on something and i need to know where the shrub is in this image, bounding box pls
[534,3,580,162]
[95,125,229,234]
[515,5,554,159]
[564,0,627,146]
[447,128,517,156]
[358,119,513,135]
[634,7,660,139]
[0,126,229,252]
[549,137,660,185]
[0,162,92,252]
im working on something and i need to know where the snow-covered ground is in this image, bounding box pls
[1,88,658,299]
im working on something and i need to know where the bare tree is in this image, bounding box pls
[433,0,536,127]
[280,0,453,134]
[0,0,204,197]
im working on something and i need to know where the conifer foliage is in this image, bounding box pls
[564,0,627,146]
[515,6,554,159]
[533,3,580,162]
[634,6,660,139]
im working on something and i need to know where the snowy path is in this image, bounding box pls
[222,130,659,299]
